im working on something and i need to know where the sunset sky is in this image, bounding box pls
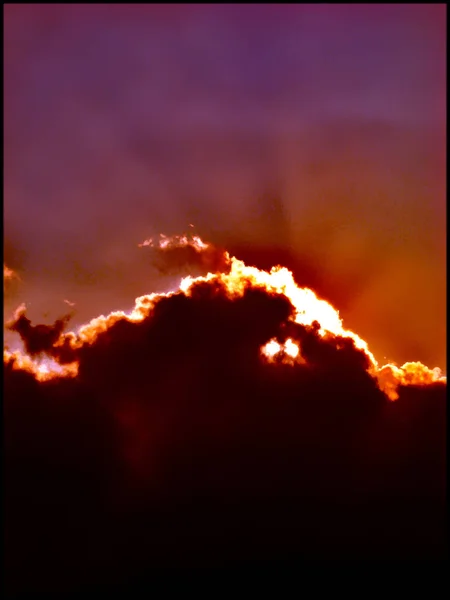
[4,6,447,592]
[4,4,446,369]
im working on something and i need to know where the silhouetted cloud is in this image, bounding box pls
[4,240,446,596]
[138,231,230,276]
[6,303,73,357]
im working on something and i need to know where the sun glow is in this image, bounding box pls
[5,234,445,401]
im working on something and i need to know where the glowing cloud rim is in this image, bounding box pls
[4,234,446,401]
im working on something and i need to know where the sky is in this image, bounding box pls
[4,3,446,369]
[3,5,447,593]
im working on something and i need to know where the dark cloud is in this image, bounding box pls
[6,304,73,357]
[139,232,231,277]
[4,269,446,597]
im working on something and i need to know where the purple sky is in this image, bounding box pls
[4,4,446,369]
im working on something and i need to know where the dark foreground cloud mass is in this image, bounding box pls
[4,247,447,597]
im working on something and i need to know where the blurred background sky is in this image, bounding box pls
[4,4,446,368]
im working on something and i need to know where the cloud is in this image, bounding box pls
[4,264,20,293]
[6,303,73,357]
[4,264,16,280]
[4,237,447,595]
[138,231,231,276]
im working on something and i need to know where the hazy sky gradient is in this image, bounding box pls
[4,4,446,368]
